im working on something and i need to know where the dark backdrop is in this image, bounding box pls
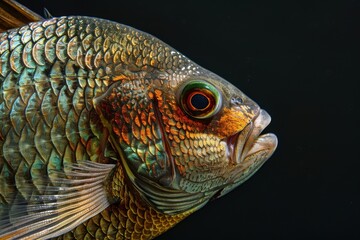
[16,0,360,239]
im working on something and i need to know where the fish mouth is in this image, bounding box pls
[227,109,278,165]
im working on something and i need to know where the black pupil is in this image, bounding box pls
[191,93,209,110]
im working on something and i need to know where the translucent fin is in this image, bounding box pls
[0,0,43,33]
[43,8,53,19]
[0,161,115,240]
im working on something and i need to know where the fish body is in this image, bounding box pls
[0,2,277,240]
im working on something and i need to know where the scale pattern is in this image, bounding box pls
[0,16,192,239]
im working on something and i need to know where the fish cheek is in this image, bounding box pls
[157,91,258,193]
[157,92,231,193]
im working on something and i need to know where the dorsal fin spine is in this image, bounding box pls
[0,0,44,32]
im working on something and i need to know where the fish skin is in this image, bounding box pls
[0,15,277,240]
[0,16,194,239]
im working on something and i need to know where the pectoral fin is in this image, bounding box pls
[0,0,43,33]
[0,161,115,240]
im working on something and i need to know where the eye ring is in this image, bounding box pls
[179,80,222,119]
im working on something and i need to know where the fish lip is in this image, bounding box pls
[226,114,255,165]
[227,109,275,165]
[226,131,241,165]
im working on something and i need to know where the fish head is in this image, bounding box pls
[95,42,277,214]
[149,66,278,200]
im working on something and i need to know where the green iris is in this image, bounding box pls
[179,80,222,119]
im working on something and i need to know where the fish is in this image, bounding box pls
[0,0,278,239]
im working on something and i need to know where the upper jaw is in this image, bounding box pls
[227,109,277,165]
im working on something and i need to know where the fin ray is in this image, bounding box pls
[0,0,43,32]
[0,161,115,239]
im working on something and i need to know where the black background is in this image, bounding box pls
[16,0,360,239]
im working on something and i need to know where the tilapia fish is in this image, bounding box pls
[0,0,277,239]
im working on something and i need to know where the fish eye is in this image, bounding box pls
[179,80,222,119]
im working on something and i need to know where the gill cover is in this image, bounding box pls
[94,80,205,214]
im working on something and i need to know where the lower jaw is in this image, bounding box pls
[245,133,278,157]
[214,131,277,199]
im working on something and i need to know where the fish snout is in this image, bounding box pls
[227,109,277,166]
[240,109,277,163]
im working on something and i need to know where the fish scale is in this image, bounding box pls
[0,15,195,239]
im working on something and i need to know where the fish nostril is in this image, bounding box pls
[230,97,243,106]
